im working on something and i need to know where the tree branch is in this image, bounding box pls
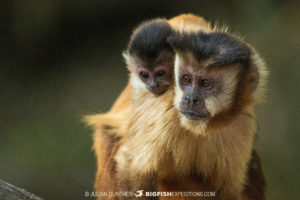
[0,179,44,200]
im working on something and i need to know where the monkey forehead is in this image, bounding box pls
[180,65,207,76]
[179,63,239,79]
[168,31,250,66]
[133,51,174,69]
[128,19,173,63]
[135,61,171,72]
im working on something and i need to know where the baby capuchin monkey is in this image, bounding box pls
[114,14,267,200]
[86,18,174,197]
[125,19,174,96]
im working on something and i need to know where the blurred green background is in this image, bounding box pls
[0,0,299,199]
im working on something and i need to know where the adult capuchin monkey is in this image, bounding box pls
[113,14,267,200]
[87,14,267,200]
[85,18,175,197]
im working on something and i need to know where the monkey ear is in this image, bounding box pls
[246,48,268,101]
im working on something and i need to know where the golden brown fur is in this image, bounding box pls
[85,83,132,197]
[85,17,174,198]
[115,87,257,199]
[115,14,267,199]
[86,13,267,200]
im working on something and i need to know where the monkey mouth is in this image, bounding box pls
[179,110,208,121]
[147,87,168,96]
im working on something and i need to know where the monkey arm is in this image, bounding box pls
[240,150,267,200]
[93,126,120,199]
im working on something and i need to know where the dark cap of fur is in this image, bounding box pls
[128,19,173,63]
[167,31,250,66]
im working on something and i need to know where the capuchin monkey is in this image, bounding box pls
[126,19,174,97]
[85,18,174,198]
[114,14,268,200]
[86,14,267,200]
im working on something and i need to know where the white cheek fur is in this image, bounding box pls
[205,67,240,117]
[174,54,180,86]
[173,54,183,110]
[131,73,145,89]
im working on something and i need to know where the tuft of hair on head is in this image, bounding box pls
[127,18,174,64]
[167,31,251,67]
[168,27,268,99]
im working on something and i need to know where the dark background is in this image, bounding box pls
[0,0,299,199]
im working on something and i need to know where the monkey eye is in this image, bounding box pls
[200,79,211,88]
[156,70,166,77]
[139,72,149,79]
[182,75,192,85]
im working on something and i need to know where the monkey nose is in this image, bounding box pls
[149,82,159,89]
[192,97,198,103]
[184,95,199,104]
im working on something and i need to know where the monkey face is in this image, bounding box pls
[178,66,214,120]
[126,19,175,96]
[168,31,255,124]
[136,62,172,96]
[174,55,241,122]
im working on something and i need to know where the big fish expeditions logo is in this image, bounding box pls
[85,190,216,198]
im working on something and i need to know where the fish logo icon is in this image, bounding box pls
[132,190,144,197]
